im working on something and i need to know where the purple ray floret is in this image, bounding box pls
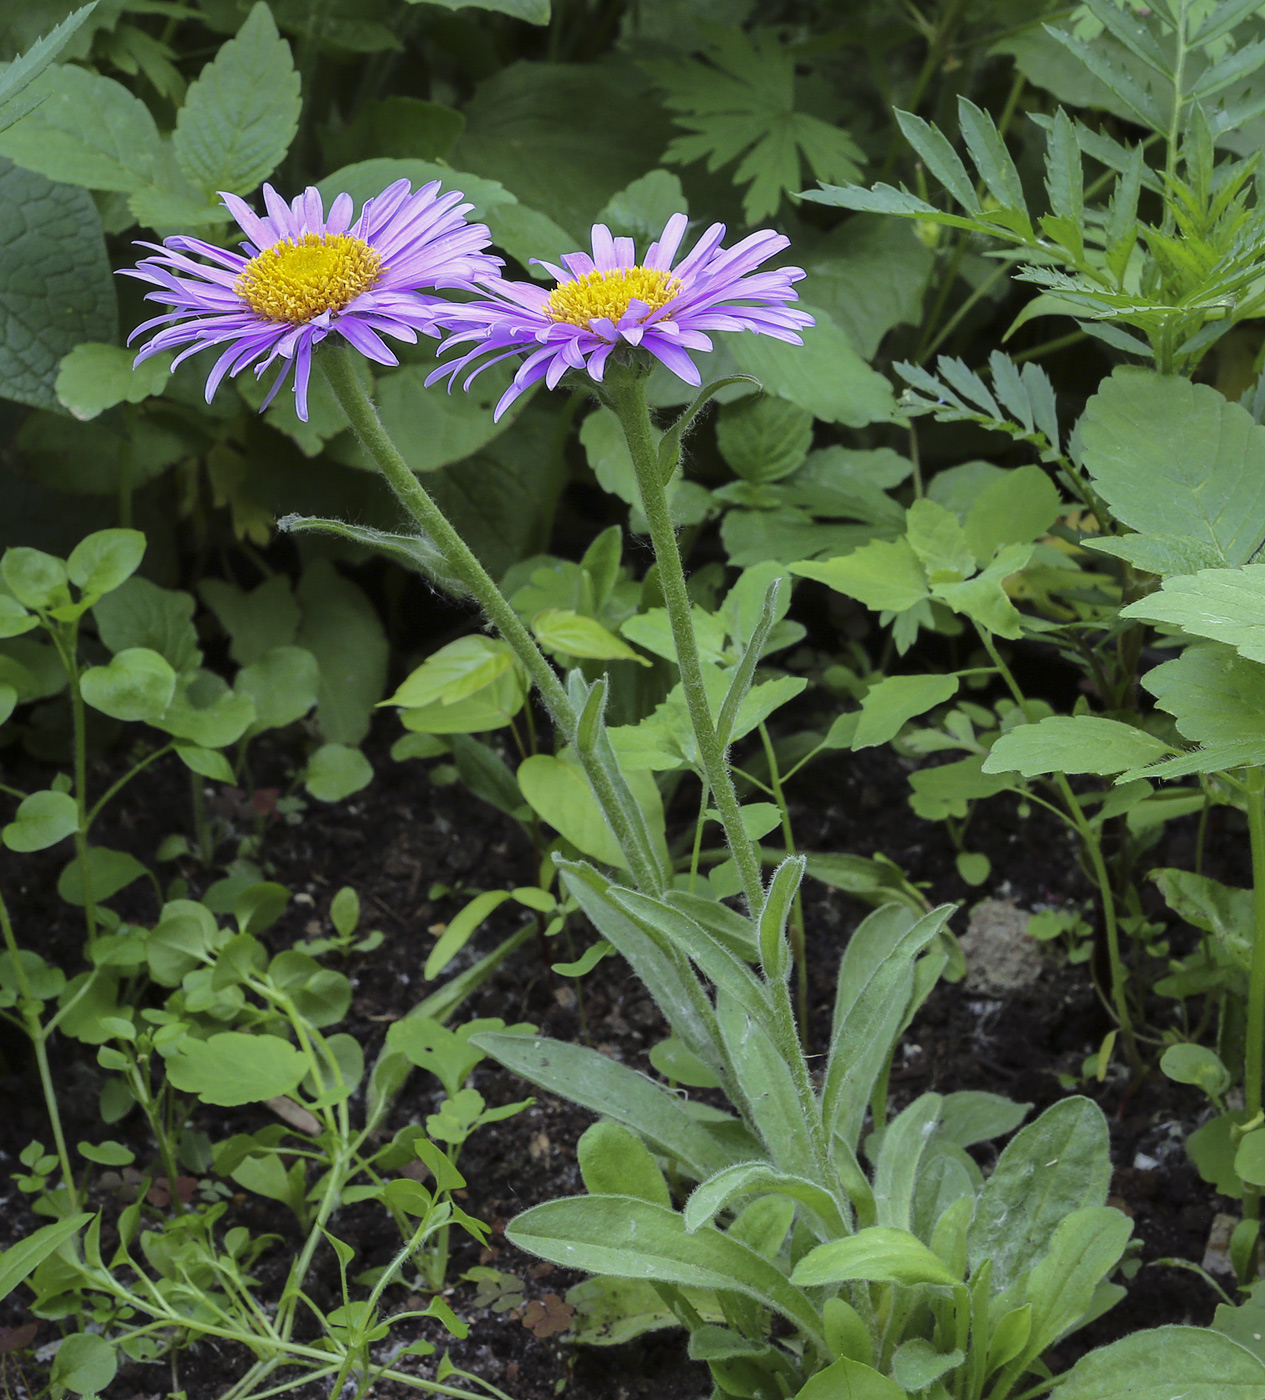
[426,213,814,419]
[124,180,501,421]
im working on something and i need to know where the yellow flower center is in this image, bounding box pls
[545,265,682,329]
[234,232,382,324]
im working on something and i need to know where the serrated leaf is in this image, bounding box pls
[173,3,300,197]
[165,1031,307,1106]
[406,0,549,18]
[1122,563,1265,662]
[0,159,117,410]
[982,715,1172,777]
[0,63,160,191]
[893,108,980,212]
[1144,643,1265,748]
[0,6,96,135]
[854,674,959,750]
[1079,369,1265,566]
[957,96,1027,216]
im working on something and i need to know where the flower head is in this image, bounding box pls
[125,180,500,420]
[426,214,813,419]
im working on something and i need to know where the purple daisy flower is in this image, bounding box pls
[124,180,501,421]
[426,213,813,419]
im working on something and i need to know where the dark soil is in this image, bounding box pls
[0,713,1240,1400]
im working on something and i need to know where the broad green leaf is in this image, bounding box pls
[56,344,168,420]
[532,609,647,664]
[854,674,959,750]
[2,546,68,610]
[472,1032,752,1180]
[173,2,299,196]
[49,1331,116,1397]
[160,676,255,748]
[684,1163,848,1237]
[727,306,898,427]
[1022,1206,1132,1360]
[717,396,813,483]
[579,1121,671,1207]
[165,1030,307,1105]
[1052,1326,1265,1399]
[938,1091,1030,1148]
[967,1096,1110,1291]
[388,637,520,710]
[791,1225,959,1288]
[1144,644,1265,746]
[597,168,688,244]
[795,1358,908,1400]
[80,647,176,723]
[93,577,201,674]
[872,1094,945,1232]
[0,682,15,723]
[0,160,116,410]
[0,63,160,191]
[790,538,928,613]
[200,575,299,667]
[1080,368,1265,566]
[518,753,627,869]
[65,529,145,600]
[296,560,388,745]
[304,743,373,802]
[931,542,1031,639]
[0,1213,92,1303]
[892,1340,965,1392]
[236,645,319,735]
[1123,563,1265,662]
[3,789,77,852]
[982,715,1172,777]
[315,157,515,228]
[0,596,35,639]
[452,61,669,235]
[507,1195,826,1349]
[1236,1129,1265,1188]
[1161,1044,1233,1099]
[1088,534,1227,581]
[964,464,1061,566]
[175,745,235,784]
[57,846,148,906]
[320,96,465,169]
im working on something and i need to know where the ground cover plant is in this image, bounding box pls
[13,0,1265,1397]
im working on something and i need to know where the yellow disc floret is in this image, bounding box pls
[235,232,383,323]
[545,265,682,329]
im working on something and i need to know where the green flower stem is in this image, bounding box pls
[758,722,809,1046]
[319,345,662,896]
[603,368,766,915]
[1244,769,1265,1123]
[0,889,78,1211]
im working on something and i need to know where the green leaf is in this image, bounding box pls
[727,306,897,427]
[795,1358,908,1400]
[891,1340,965,1392]
[387,636,521,709]
[597,169,688,244]
[1144,644,1265,747]
[0,159,117,410]
[964,464,1061,566]
[319,97,465,169]
[57,847,148,906]
[1080,368,1265,566]
[165,1031,307,1106]
[315,156,515,227]
[1021,1206,1133,1361]
[236,645,319,735]
[967,1096,1111,1292]
[473,1032,750,1180]
[957,96,1027,214]
[304,743,373,802]
[1161,1043,1233,1099]
[716,396,813,483]
[65,529,145,600]
[791,539,927,613]
[982,715,1172,777]
[1052,1326,1265,1399]
[854,674,958,750]
[0,6,97,136]
[791,1225,959,1288]
[49,1332,116,1398]
[175,745,235,784]
[507,1195,826,1349]
[80,647,176,723]
[452,61,666,235]
[55,343,168,420]
[0,63,160,191]
[0,1213,92,1303]
[200,575,299,667]
[93,577,200,674]
[2,546,68,610]
[173,2,300,196]
[578,1121,671,1207]
[1123,563,1265,662]
[532,609,648,665]
[3,789,78,852]
[296,558,388,746]
[517,753,628,869]
[407,0,549,19]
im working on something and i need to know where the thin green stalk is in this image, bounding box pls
[319,345,663,896]
[50,627,98,944]
[87,742,174,828]
[602,368,765,915]
[979,630,1140,1069]
[0,890,78,1210]
[758,722,809,1048]
[1244,770,1265,1122]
